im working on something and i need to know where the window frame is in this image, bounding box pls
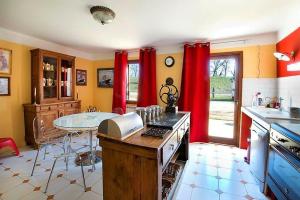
[126,60,139,104]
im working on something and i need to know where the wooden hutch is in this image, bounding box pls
[23,49,81,146]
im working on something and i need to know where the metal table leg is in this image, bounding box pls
[89,130,96,171]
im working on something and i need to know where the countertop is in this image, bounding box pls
[242,106,300,131]
[97,112,190,150]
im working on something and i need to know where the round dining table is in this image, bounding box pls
[53,112,119,170]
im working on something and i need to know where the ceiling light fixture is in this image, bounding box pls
[273,51,295,61]
[90,6,115,25]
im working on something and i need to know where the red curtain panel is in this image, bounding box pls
[112,51,128,114]
[178,43,210,143]
[137,48,157,107]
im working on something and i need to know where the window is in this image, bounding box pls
[127,60,139,103]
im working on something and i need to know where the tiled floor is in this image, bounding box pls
[0,134,268,200]
[174,143,269,200]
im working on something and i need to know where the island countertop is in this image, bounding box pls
[97,111,190,150]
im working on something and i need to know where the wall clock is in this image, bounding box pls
[165,56,175,67]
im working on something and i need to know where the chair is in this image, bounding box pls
[31,117,67,176]
[30,117,87,193]
[0,137,20,156]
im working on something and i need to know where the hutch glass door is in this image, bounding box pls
[42,56,58,99]
[60,59,73,98]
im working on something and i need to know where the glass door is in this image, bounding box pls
[42,56,58,100]
[208,52,242,145]
[60,58,73,99]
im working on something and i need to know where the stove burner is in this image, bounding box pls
[141,128,169,139]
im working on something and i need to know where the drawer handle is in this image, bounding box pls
[170,144,175,151]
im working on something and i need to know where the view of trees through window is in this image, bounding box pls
[209,56,237,139]
[127,62,139,101]
[210,58,236,101]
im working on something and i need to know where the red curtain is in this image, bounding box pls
[112,51,128,114]
[137,48,157,107]
[178,43,210,143]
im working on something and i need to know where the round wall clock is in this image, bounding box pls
[165,56,175,67]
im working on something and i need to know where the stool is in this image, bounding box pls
[0,138,20,156]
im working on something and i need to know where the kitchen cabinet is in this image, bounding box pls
[23,101,81,147]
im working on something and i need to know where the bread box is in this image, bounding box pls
[98,112,143,140]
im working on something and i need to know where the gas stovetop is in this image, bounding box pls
[275,122,300,136]
[271,122,300,159]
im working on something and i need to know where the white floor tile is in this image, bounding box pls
[219,179,247,196]
[91,180,103,195]
[54,183,84,200]
[190,187,219,200]
[240,170,258,184]
[45,176,70,195]
[193,174,219,190]
[218,167,243,181]
[21,191,48,200]
[245,183,268,200]
[0,176,23,193]
[77,191,102,200]
[1,183,33,200]
[220,192,247,200]
[173,183,192,200]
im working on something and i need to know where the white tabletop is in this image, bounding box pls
[53,112,119,131]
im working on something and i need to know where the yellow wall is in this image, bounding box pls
[0,39,94,147]
[212,44,277,78]
[75,57,95,111]
[92,44,276,111]
[0,40,31,147]
[0,38,276,147]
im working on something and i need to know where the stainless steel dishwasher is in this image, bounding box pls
[250,120,269,193]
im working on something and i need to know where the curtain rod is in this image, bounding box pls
[125,39,247,53]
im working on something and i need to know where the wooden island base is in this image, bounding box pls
[98,112,190,200]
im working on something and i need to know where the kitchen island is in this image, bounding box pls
[97,112,190,200]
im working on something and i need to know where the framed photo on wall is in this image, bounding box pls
[0,76,10,96]
[97,68,114,88]
[76,69,87,86]
[0,48,12,75]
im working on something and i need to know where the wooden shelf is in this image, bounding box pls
[165,161,185,200]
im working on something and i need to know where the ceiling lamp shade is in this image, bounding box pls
[90,6,115,25]
[273,51,295,61]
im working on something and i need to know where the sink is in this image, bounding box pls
[248,107,299,120]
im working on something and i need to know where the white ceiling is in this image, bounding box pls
[0,0,299,56]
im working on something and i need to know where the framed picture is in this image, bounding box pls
[97,68,114,88]
[0,48,12,74]
[0,77,10,96]
[76,69,87,86]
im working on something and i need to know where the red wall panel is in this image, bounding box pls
[240,113,252,149]
[277,27,300,77]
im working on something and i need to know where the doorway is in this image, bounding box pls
[208,52,243,146]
